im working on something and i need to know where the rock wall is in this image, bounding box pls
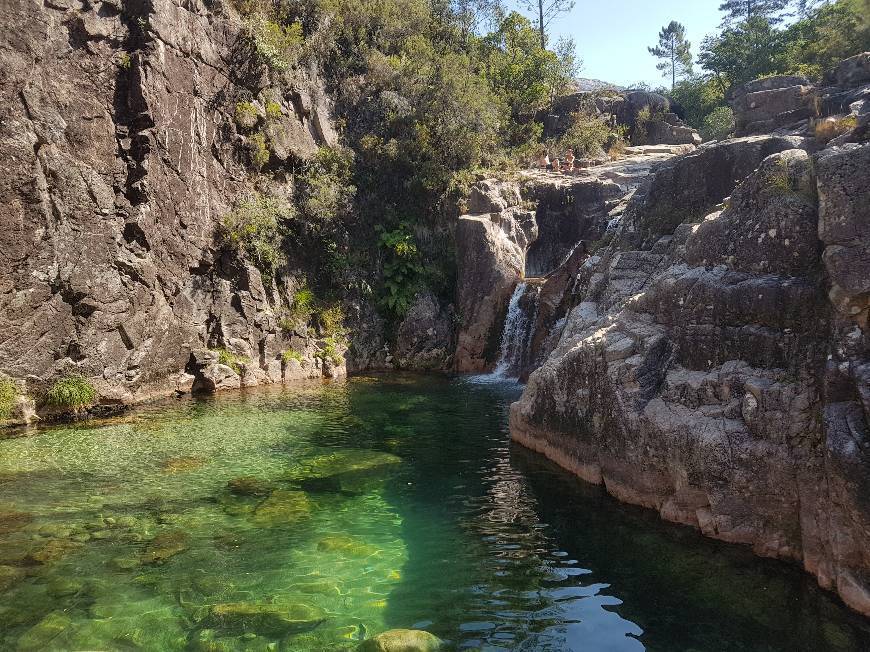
[0,0,342,423]
[510,120,870,616]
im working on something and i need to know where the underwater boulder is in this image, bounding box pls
[142,530,189,564]
[316,535,379,558]
[0,508,33,534]
[26,538,83,564]
[227,476,274,497]
[16,611,73,651]
[252,490,311,526]
[0,564,24,591]
[286,449,403,494]
[207,601,326,635]
[358,629,444,652]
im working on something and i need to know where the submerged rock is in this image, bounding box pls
[207,601,326,635]
[358,629,443,652]
[27,538,83,564]
[0,564,25,591]
[227,476,274,497]
[316,535,378,558]
[286,449,403,494]
[252,490,312,526]
[142,530,189,564]
[0,508,33,534]
[16,611,73,651]
[161,456,207,474]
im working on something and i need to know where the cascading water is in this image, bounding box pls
[492,281,541,378]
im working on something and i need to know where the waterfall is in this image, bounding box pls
[493,282,541,378]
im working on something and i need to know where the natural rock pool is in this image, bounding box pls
[1,374,869,651]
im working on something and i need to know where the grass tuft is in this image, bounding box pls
[46,375,96,409]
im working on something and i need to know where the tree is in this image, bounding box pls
[699,16,782,87]
[648,21,693,89]
[519,0,576,48]
[718,0,789,24]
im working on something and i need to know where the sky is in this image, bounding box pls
[508,0,726,88]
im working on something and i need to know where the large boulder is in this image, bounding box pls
[359,629,443,652]
[624,135,809,247]
[730,75,819,135]
[833,51,870,88]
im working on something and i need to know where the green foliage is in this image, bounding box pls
[248,132,270,171]
[779,0,870,78]
[283,286,316,328]
[282,349,304,364]
[815,114,858,142]
[317,337,345,366]
[246,16,303,71]
[117,52,132,70]
[214,349,247,375]
[764,158,794,196]
[222,193,294,284]
[558,110,624,158]
[0,378,16,421]
[46,375,96,409]
[670,76,727,129]
[699,0,870,90]
[265,101,282,120]
[701,106,735,141]
[648,21,693,89]
[318,304,346,337]
[376,223,424,319]
[235,101,259,129]
[297,147,356,222]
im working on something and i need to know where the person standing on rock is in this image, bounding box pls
[565,148,575,172]
[538,149,551,170]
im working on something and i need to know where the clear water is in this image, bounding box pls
[0,374,869,651]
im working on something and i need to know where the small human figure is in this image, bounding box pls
[538,149,550,170]
[564,148,575,172]
[552,157,561,173]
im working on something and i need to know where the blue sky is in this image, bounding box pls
[509,0,725,88]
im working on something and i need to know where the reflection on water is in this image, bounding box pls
[0,374,868,651]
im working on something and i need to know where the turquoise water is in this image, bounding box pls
[0,374,869,651]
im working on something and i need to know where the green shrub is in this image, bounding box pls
[297,147,356,223]
[214,349,246,375]
[282,349,304,364]
[700,106,735,141]
[560,111,618,158]
[317,337,345,366]
[318,304,345,337]
[248,132,270,171]
[280,286,316,331]
[246,16,303,71]
[222,193,294,284]
[0,378,16,420]
[235,101,259,129]
[377,223,423,320]
[764,158,794,196]
[46,375,96,409]
[265,101,282,120]
[117,53,132,70]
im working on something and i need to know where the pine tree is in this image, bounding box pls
[519,0,576,48]
[718,0,789,25]
[648,21,693,90]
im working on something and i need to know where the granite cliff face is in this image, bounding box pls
[509,55,870,615]
[0,0,351,418]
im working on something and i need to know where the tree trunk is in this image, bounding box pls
[538,0,545,48]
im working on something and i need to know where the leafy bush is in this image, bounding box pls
[282,349,304,364]
[46,375,96,409]
[246,16,303,71]
[560,111,621,158]
[0,378,16,420]
[764,158,794,196]
[235,101,259,129]
[318,304,345,337]
[248,132,270,171]
[317,337,345,366]
[265,101,282,120]
[297,147,356,222]
[222,193,294,284]
[215,349,246,375]
[377,223,423,319]
[701,106,735,141]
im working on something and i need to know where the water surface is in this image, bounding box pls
[0,374,868,651]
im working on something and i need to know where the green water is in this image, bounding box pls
[0,374,868,651]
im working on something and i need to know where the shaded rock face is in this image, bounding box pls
[0,0,341,414]
[454,181,536,373]
[730,76,820,135]
[393,291,455,370]
[510,136,870,616]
